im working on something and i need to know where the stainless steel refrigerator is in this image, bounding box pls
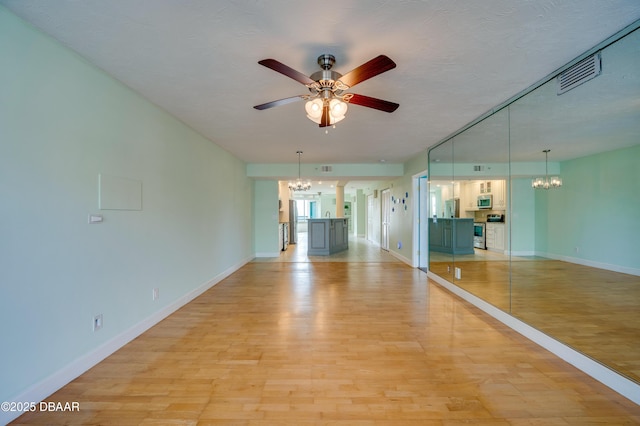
[445,198,460,218]
[288,200,297,244]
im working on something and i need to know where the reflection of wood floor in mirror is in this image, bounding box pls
[430,248,640,384]
[11,233,640,423]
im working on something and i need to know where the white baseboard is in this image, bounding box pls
[510,250,536,256]
[1,256,252,426]
[539,252,640,276]
[368,239,381,248]
[427,271,640,406]
[390,250,412,266]
[254,251,281,257]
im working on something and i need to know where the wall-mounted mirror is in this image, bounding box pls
[452,108,510,311]
[508,26,640,383]
[429,25,640,383]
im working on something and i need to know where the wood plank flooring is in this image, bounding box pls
[430,257,640,384]
[12,238,640,424]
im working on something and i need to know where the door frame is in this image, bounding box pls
[413,170,429,270]
[381,188,390,251]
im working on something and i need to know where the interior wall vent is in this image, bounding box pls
[320,165,333,173]
[473,165,484,172]
[557,52,601,95]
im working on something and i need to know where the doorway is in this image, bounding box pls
[381,188,390,251]
[366,194,374,241]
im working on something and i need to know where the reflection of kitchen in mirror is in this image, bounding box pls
[429,173,511,310]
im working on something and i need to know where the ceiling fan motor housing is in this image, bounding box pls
[308,54,347,96]
[317,54,335,70]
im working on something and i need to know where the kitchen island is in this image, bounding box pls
[429,218,474,255]
[307,218,349,255]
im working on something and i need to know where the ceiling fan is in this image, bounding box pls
[253,54,399,127]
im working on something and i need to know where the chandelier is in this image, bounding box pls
[289,151,311,192]
[532,149,562,189]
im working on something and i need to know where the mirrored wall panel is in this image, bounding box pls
[428,25,640,383]
[453,108,510,311]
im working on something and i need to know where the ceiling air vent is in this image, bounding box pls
[557,52,601,95]
[473,165,484,172]
[320,165,333,173]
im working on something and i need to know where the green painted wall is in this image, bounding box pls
[540,145,640,268]
[511,178,536,254]
[0,7,253,403]
[320,194,336,217]
[253,180,279,255]
[386,177,414,261]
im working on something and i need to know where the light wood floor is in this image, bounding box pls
[430,253,640,384]
[12,234,640,424]
[254,231,400,263]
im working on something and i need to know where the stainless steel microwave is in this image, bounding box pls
[477,194,492,209]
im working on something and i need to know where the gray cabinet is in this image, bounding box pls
[307,218,349,255]
[429,218,474,254]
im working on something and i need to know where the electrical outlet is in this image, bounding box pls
[152,288,159,301]
[93,314,103,332]
[455,267,462,279]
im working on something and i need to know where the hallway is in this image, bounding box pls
[254,230,399,263]
[11,237,640,424]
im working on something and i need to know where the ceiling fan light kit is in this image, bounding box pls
[254,54,399,128]
[305,98,348,125]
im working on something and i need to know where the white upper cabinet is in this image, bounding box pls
[491,180,507,209]
[461,179,507,211]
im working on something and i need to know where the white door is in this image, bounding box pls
[367,194,374,241]
[381,189,390,251]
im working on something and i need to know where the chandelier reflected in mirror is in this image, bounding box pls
[289,151,311,192]
[532,149,562,189]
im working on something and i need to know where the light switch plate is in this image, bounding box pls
[88,214,103,224]
[93,314,103,331]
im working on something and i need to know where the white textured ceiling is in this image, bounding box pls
[3,0,640,170]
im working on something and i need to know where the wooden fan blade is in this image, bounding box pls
[253,95,305,110]
[337,55,396,88]
[320,103,330,127]
[258,59,315,85]
[346,93,399,113]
